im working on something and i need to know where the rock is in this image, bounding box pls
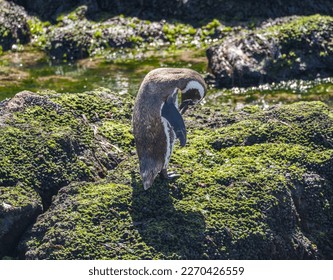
[9,0,80,22]
[207,15,333,88]
[9,0,333,22]
[15,95,333,259]
[46,19,94,61]
[0,184,42,258]
[43,10,211,61]
[0,88,133,257]
[0,0,30,51]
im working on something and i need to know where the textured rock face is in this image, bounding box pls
[207,15,333,88]
[0,0,30,51]
[44,15,167,60]
[1,90,329,260]
[0,185,42,258]
[0,89,132,258]
[9,0,333,22]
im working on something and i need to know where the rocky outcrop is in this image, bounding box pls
[206,15,333,88]
[9,0,333,22]
[1,89,331,259]
[0,89,132,258]
[44,12,167,61]
[0,0,30,51]
[38,8,223,61]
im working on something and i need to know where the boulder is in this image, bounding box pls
[207,15,333,88]
[0,88,133,258]
[0,0,30,51]
[0,184,42,258]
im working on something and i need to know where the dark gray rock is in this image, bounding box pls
[207,15,333,88]
[46,20,94,60]
[0,185,42,258]
[0,0,30,51]
[44,13,168,61]
[17,100,333,260]
[9,0,333,22]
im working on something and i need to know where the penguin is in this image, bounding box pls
[132,68,207,190]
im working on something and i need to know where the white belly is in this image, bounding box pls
[161,116,176,169]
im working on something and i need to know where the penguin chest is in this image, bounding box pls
[160,116,176,168]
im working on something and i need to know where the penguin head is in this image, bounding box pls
[140,161,161,190]
[142,171,155,190]
[142,68,207,105]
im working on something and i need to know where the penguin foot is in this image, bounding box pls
[159,169,180,180]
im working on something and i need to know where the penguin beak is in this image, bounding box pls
[179,99,195,115]
[179,88,204,115]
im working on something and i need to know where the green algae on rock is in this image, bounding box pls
[0,184,42,258]
[0,88,133,258]
[0,0,31,52]
[207,15,333,88]
[18,97,333,259]
[37,10,228,61]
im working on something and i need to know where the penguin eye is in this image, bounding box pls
[182,88,201,103]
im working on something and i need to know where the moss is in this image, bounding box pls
[0,100,93,193]
[0,184,41,209]
[50,88,133,121]
[26,17,49,49]
[0,89,133,211]
[93,30,103,39]
[99,121,134,153]
[129,35,144,45]
[202,19,222,37]
[20,97,333,259]
[263,15,333,42]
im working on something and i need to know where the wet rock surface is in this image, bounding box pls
[207,15,333,88]
[41,10,221,61]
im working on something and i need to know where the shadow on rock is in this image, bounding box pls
[11,0,333,25]
[130,172,206,259]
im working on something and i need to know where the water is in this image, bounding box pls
[1,50,333,110]
[0,49,207,100]
[206,77,333,110]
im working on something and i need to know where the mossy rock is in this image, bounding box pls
[0,0,31,51]
[0,88,133,258]
[17,97,333,259]
[207,15,333,88]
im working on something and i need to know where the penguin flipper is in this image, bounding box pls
[161,97,187,147]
